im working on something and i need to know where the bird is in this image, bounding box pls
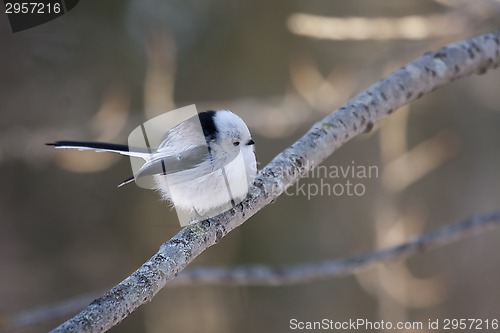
[47,110,257,223]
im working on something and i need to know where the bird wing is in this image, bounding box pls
[134,144,240,183]
[134,145,212,179]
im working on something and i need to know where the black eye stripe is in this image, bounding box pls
[198,111,218,143]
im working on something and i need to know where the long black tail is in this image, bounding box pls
[47,140,149,187]
[47,140,130,150]
[46,141,152,159]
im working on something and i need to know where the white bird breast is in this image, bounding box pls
[153,145,256,215]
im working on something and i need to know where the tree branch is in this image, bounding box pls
[4,209,499,332]
[50,31,500,333]
[171,210,500,286]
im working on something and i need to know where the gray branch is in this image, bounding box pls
[50,31,500,333]
[172,210,500,286]
[5,209,499,332]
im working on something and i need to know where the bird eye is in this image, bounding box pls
[233,141,240,146]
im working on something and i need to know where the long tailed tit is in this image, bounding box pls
[48,110,257,222]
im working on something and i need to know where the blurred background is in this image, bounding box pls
[1,0,500,332]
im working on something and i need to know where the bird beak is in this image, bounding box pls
[246,139,255,146]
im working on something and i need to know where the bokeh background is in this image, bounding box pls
[1,0,500,332]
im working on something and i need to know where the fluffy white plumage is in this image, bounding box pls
[153,110,256,214]
[48,110,257,223]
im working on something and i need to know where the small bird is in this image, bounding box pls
[47,110,257,223]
